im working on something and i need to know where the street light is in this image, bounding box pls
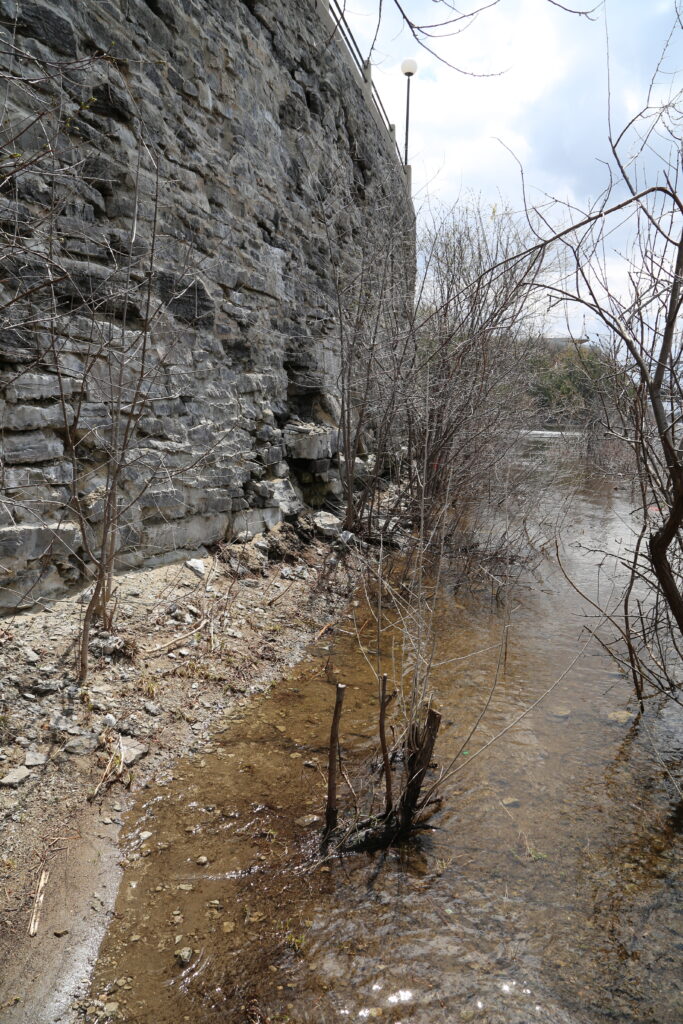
[401,58,417,166]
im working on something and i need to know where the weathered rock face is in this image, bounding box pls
[0,0,414,609]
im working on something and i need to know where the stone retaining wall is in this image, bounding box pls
[0,0,414,609]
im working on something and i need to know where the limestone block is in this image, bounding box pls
[1,402,74,431]
[0,0,77,56]
[313,511,342,538]
[0,565,65,610]
[0,522,80,567]
[4,373,75,402]
[232,507,282,539]
[140,513,231,555]
[270,477,304,516]
[1,431,64,464]
[284,423,339,461]
[4,462,73,490]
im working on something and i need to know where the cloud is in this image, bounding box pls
[343,0,681,215]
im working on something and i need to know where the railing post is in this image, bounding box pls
[362,59,373,102]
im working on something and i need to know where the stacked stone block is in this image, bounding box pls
[0,0,414,609]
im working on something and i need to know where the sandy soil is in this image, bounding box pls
[0,519,355,1023]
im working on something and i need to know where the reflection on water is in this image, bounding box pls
[90,440,682,1023]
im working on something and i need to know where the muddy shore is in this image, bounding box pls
[0,521,354,1024]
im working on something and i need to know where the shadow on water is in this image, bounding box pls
[90,438,683,1023]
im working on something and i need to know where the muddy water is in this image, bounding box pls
[91,445,683,1024]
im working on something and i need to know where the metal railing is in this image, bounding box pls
[325,0,405,166]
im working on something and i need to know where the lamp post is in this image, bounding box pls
[401,58,417,166]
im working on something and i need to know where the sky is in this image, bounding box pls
[342,0,682,218]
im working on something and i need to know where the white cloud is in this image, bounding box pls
[342,0,681,216]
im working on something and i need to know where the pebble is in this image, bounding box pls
[607,709,633,724]
[175,946,193,966]
[64,734,99,756]
[184,559,205,579]
[196,855,209,866]
[548,704,572,719]
[24,750,47,767]
[502,796,520,808]
[139,831,153,841]
[0,766,32,787]
[295,814,321,827]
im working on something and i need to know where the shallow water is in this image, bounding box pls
[91,445,683,1023]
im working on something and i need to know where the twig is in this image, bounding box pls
[144,618,207,654]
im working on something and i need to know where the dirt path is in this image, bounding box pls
[0,521,354,1023]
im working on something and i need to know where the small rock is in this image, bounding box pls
[548,704,572,719]
[143,702,161,717]
[607,709,633,724]
[222,920,236,933]
[313,511,342,538]
[184,559,205,579]
[24,750,47,767]
[295,814,321,828]
[121,739,149,766]
[0,766,32,787]
[65,734,99,755]
[175,946,193,966]
[54,928,69,937]
[139,831,153,841]
[502,796,520,808]
[103,1002,119,1014]
[196,855,208,866]
[24,648,40,664]
[24,678,61,697]
[102,714,117,729]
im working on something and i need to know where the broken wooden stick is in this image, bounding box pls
[379,673,393,816]
[324,683,346,839]
[28,868,49,937]
[399,707,441,834]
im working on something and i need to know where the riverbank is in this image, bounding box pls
[0,519,355,1024]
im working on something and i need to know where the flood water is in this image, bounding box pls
[90,438,683,1023]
